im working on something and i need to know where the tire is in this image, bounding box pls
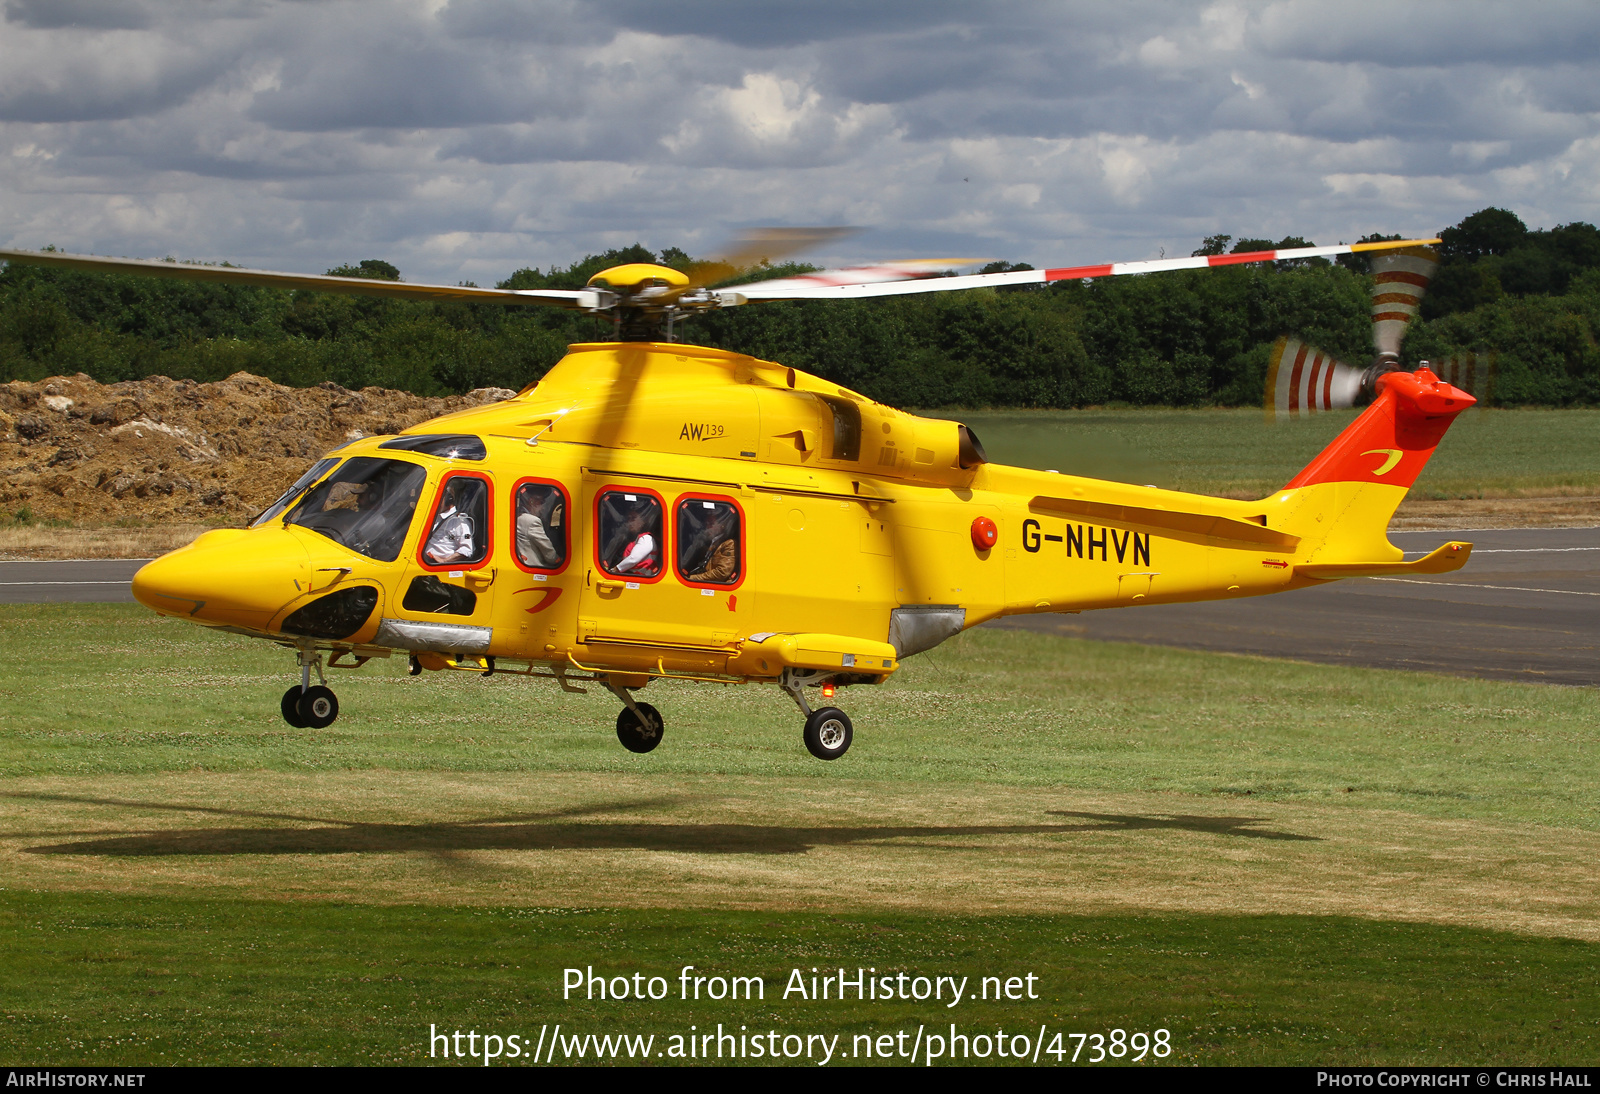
[615,702,664,754]
[297,685,339,729]
[280,685,308,728]
[803,707,853,760]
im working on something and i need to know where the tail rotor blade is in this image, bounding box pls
[1370,246,1439,360]
[1431,350,1497,405]
[1265,336,1366,421]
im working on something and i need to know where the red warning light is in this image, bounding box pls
[822,682,836,699]
[970,515,998,551]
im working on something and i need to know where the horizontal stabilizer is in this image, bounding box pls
[1031,496,1300,550]
[1295,541,1472,579]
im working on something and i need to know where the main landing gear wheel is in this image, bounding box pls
[803,707,853,761]
[616,702,664,754]
[280,686,308,728]
[297,685,339,729]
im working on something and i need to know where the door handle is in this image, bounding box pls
[466,566,496,588]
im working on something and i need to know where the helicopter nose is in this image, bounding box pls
[133,527,310,630]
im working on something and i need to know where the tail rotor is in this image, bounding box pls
[1369,246,1439,369]
[1266,336,1368,418]
[1431,350,1498,406]
[1266,244,1447,420]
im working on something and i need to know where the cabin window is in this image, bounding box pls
[284,457,427,563]
[420,473,490,568]
[513,481,568,571]
[675,497,743,587]
[597,490,663,579]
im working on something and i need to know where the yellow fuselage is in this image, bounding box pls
[131,341,1443,686]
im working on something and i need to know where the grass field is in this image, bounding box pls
[2,605,1598,1065]
[953,406,1600,501]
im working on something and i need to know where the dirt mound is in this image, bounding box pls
[0,373,516,525]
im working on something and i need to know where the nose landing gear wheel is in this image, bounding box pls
[803,707,853,760]
[616,702,664,754]
[280,686,308,728]
[297,685,339,729]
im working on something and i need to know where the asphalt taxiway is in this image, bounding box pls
[990,527,1600,687]
[0,558,149,604]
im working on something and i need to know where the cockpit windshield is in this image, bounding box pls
[283,457,427,562]
[251,457,340,528]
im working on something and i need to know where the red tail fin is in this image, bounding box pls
[1284,368,1475,491]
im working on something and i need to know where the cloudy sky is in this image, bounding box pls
[2,0,1598,284]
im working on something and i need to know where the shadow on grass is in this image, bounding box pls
[0,789,689,828]
[11,792,1320,856]
[1048,810,1320,840]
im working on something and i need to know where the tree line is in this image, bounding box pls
[2,207,1596,408]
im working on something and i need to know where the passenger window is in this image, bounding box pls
[597,491,663,578]
[676,498,742,586]
[421,475,489,567]
[513,482,568,570]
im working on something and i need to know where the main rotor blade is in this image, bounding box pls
[0,248,603,309]
[682,226,858,291]
[723,237,1443,302]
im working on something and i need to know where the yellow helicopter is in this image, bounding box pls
[0,233,1473,760]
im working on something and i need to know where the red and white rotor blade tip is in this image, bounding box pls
[1266,337,1366,421]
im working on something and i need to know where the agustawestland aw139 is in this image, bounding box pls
[1,234,1473,760]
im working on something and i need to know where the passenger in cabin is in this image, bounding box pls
[687,506,739,584]
[424,480,477,564]
[612,506,657,575]
[515,485,564,569]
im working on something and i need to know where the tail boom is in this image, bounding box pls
[980,367,1475,621]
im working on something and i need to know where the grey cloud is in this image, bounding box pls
[439,0,626,44]
[0,28,246,122]
[573,0,985,48]
[1253,0,1600,66]
[1,0,1596,288]
[3,0,151,29]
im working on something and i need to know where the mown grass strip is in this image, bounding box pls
[3,606,1596,830]
[0,890,1593,1066]
[956,407,1600,499]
